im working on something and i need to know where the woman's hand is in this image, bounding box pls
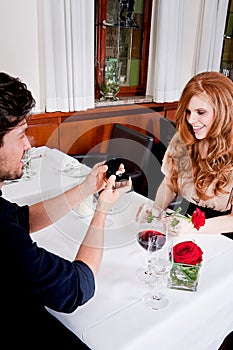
[167,217,194,236]
[135,203,146,222]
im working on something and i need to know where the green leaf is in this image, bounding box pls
[174,207,182,214]
[171,218,180,227]
[147,212,153,223]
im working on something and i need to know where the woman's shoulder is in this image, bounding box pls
[162,133,191,174]
[167,133,188,157]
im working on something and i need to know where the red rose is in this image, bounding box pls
[173,241,203,265]
[191,208,205,230]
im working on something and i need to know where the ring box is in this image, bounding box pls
[105,157,129,182]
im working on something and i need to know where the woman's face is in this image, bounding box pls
[186,94,214,140]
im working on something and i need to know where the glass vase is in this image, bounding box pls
[167,263,201,292]
[98,59,121,101]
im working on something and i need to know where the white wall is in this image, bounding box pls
[0,0,42,112]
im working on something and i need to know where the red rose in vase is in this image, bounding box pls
[170,241,204,291]
[173,241,203,265]
[191,208,205,230]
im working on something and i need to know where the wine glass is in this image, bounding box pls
[143,240,173,310]
[22,135,35,179]
[136,204,167,284]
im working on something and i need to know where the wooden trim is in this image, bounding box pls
[95,0,153,97]
[29,101,178,122]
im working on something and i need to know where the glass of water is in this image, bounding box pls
[22,136,35,179]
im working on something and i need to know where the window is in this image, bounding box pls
[95,0,153,99]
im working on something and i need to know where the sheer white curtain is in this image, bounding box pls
[42,0,95,112]
[147,0,228,103]
[193,0,228,74]
[146,0,185,102]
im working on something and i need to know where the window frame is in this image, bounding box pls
[95,0,153,99]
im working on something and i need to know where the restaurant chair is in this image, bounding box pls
[157,117,183,210]
[72,123,154,196]
[158,117,176,161]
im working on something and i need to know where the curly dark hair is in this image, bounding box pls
[0,72,36,145]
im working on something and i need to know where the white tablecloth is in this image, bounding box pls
[31,204,233,350]
[2,146,88,205]
[2,147,233,350]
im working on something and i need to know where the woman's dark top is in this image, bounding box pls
[0,191,94,349]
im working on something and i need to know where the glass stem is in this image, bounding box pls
[146,236,154,276]
[146,250,153,275]
[153,275,161,300]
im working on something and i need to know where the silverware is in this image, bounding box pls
[52,164,82,173]
[3,179,21,185]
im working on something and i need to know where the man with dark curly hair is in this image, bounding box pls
[0,72,131,349]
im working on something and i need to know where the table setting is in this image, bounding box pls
[2,146,90,206]
[2,146,233,350]
[31,195,233,350]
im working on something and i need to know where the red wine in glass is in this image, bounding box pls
[137,230,166,252]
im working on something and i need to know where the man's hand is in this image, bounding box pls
[96,174,132,214]
[79,161,126,199]
[79,161,108,198]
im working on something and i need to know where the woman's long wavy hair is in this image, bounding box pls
[171,71,233,200]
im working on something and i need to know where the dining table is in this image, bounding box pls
[2,146,233,350]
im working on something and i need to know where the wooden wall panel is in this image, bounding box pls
[26,123,59,149]
[59,110,163,155]
[27,114,61,148]
[26,102,178,155]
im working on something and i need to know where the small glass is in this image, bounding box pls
[22,150,32,179]
[143,240,173,310]
[73,195,94,217]
[22,136,35,180]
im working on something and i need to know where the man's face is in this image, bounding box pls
[0,119,31,183]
